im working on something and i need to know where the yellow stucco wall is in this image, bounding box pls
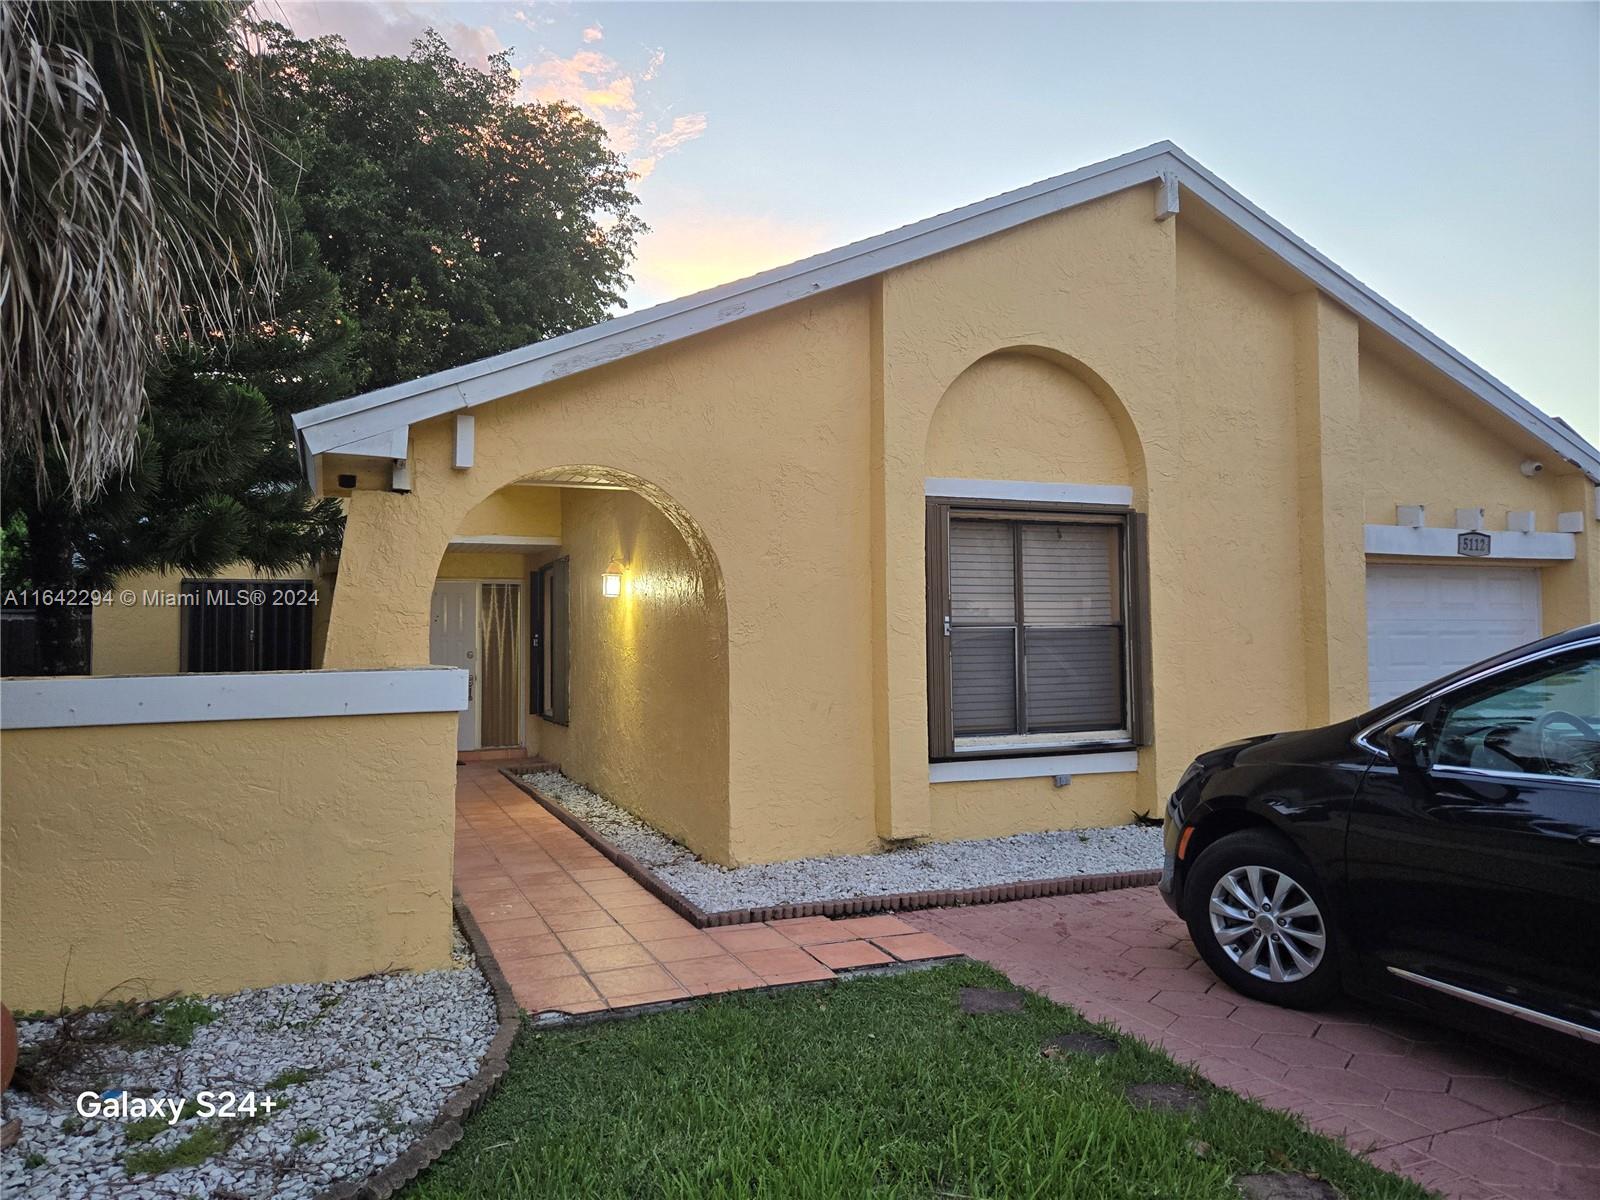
[454,485,561,538]
[315,183,1598,865]
[925,351,1132,487]
[436,551,528,581]
[325,288,880,866]
[1358,342,1598,636]
[0,711,456,1010]
[1361,345,1571,528]
[530,488,731,860]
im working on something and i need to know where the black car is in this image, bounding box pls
[1161,622,1600,1064]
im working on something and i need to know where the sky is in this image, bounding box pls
[269,1,1600,444]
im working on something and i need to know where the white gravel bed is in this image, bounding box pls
[521,769,1163,913]
[0,927,497,1200]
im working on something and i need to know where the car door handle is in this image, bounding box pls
[1579,834,1600,847]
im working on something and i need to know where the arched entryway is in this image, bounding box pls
[424,466,733,864]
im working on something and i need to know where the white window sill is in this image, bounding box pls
[929,750,1138,783]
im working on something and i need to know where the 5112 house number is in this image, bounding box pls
[1457,530,1492,557]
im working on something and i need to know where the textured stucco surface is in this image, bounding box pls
[1361,346,1576,528]
[435,551,527,581]
[312,182,1597,866]
[323,289,879,866]
[453,484,562,539]
[1359,340,1597,637]
[925,351,1132,487]
[531,487,731,862]
[0,712,456,1010]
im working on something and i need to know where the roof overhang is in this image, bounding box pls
[293,141,1600,485]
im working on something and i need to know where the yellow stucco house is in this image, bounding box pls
[296,139,1600,862]
[5,141,1597,1009]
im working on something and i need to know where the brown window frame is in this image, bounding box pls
[529,557,570,726]
[926,498,1152,762]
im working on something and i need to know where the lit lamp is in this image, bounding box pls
[601,558,624,598]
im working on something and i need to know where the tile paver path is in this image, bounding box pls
[909,888,1600,1200]
[453,763,959,1015]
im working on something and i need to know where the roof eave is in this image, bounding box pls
[293,142,1600,484]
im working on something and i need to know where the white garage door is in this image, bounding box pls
[1366,564,1541,707]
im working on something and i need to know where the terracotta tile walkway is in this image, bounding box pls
[453,763,958,1014]
[909,888,1600,1200]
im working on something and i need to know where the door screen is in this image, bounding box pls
[479,583,521,747]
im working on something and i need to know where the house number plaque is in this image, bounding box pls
[1457,531,1491,557]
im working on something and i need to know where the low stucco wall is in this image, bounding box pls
[0,710,457,1011]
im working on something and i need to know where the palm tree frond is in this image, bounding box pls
[0,0,282,504]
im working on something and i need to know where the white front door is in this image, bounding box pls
[430,581,479,751]
[1365,563,1541,707]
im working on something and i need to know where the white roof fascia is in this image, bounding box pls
[292,142,1174,457]
[293,141,1600,483]
[1161,146,1600,480]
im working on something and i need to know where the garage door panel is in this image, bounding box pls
[1366,565,1540,707]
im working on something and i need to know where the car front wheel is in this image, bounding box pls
[1182,830,1340,1008]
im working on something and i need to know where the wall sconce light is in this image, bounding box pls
[601,559,624,598]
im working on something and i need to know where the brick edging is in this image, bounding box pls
[315,897,521,1200]
[499,768,1161,929]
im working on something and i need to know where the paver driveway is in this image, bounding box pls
[910,888,1599,1200]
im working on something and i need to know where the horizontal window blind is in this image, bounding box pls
[951,627,1017,735]
[947,516,1125,740]
[949,520,1015,622]
[1021,524,1118,624]
[1025,626,1123,731]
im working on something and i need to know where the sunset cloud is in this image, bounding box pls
[269,2,706,182]
[264,1,504,67]
[626,207,834,308]
[519,44,706,178]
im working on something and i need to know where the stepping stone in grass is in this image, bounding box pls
[1235,1174,1342,1200]
[1042,1032,1118,1059]
[958,987,1025,1014]
[1123,1081,1207,1114]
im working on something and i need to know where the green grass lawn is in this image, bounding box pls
[405,961,1427,1199]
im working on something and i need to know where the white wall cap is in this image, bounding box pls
[1,668,469,730]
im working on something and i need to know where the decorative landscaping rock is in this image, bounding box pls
[958,987,1026,1015]
[1041,1032,1118,1059]
[0,928,496,1200]
[1236,1173,1343,1199]
[1123,1081,1208,1114]
[519,769,1162,913]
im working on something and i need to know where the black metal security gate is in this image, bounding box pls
[181,580,315,673]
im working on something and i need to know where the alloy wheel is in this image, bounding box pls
[1207,864,1326,984]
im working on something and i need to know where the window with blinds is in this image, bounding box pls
[927,501,1149,759]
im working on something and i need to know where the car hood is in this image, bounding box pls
[1213,719,1368,770]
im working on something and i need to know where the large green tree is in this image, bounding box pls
[255,23,644,389]
[4,21,645,673]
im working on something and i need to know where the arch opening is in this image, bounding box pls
[429,465,732,865]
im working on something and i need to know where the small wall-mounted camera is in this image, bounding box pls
[1520,460,1545,477]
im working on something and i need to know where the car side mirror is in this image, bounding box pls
[1376,719,1427,769]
